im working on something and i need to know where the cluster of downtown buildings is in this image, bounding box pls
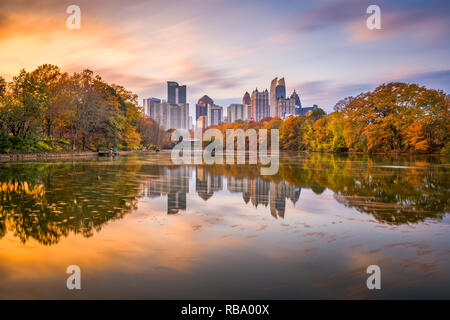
[142,77,318,130]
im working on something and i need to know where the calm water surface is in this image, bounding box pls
[0,152,449,299]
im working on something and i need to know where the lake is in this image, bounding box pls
[0,152,449,299]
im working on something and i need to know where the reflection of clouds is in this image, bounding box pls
[0,206,213,297]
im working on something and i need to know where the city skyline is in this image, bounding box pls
[148,76,308,128]
[0,0,448,118]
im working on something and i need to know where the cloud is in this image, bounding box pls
[395,69,450,92]
[290,0,367,32]
[287,0,450,44]
[0,0,448,112]
[291,80,374,110]
[347,5,450,43]
[294,68,450,111]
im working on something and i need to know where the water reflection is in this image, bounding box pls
[0,153,448,246]
[140,166,189,214]
[0,160,141,245]
[139,166,303,219]
[139,153,448,224]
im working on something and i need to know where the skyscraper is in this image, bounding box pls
[143,97,161,118]
[195,95,223,126]
[167,81,186,104]
[291,90,303,116]
[290,90,302,108]
[196,95,213,120]
[242,92,251,121]
[251,88,269,121]
[143,82,190,130]
[207,104,223,126]
[276,97,296,118]
[227,104,249,123]
[149,100,189,130]
[243,92,251,105]
[270,77,286,117]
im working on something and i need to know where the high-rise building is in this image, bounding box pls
[149,100,189,130]
[169,103,189,129]
[143,82,190,130]
[207,104,223,126]
[195,95,223,126]
[250,88,270,121]
[243,92,251,105]
[227,104,249,123]
[167,81,186,104]
[276,97,296,118]
[290,90,302,108]
[197,116,207,130]
[143,97,161,118]
[269,78,304,118]
[242,92,251,121]
[196,95,213,120]
[270,77,287,117]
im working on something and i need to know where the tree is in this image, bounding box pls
[333,96,354,112]
[342,82,448,153]
[31,64,64,137]
[280,116,308,150]
[310,108,326,121]
[0,76,6,97]
[4,70,50,138]
[137,115,166,147]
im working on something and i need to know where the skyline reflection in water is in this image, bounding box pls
[0,152,448,299]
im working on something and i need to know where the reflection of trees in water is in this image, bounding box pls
[298,154,449,224]
[205,153,449,224]
[329,158,449,224]
[0,161,142,245]
[0,154,448,246]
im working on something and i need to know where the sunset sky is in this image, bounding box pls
[0,0,449,114]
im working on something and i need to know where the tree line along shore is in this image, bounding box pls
[0,64,448,156]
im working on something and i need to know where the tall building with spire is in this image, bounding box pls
[243,91,251,105]
[242,91,252,121]
[290,90,302,108]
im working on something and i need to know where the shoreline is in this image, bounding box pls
[0,149,447,163]
[0,150,163,162]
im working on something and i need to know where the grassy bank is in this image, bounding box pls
[0,149,163,162]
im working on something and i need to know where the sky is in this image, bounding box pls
[0,0,449,116]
